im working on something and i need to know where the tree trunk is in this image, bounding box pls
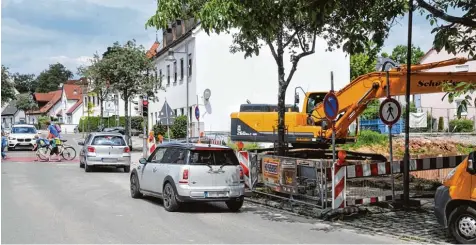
[277,68,287,156]
[124,95,130,146]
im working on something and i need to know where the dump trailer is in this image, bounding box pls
[230,57,476,148]
[434,151,476,244]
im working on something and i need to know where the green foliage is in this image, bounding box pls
[353,130,388,148]
[16,94,38,113]
[37,116,50,130]
[350,53,377,81]
[171,115,187,139]
[1,65,16,105]
[438,117,445,132]
[35,63,73,93]
[361,99,380,120]
[388,45,425,65]
[449,119,474,133]
[153,123,171,139]
[441,82,475,119]
[426,113,437,132]
[12,73,37,94]
[402,101,417,119]
[78,116,143,132]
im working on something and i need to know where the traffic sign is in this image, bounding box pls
[323,92,339,121]
[379,98,401,126]
[195,106,200,121]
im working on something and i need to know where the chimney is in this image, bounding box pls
[58,83,64,89]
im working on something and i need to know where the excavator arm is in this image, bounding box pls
[312,58,476,139]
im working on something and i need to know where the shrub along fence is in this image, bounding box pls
[78,116,144,132]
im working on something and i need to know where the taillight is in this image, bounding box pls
[183,169,189,180]
[124,147,130,153]
[87,146,95,153]
[239,168,244,180]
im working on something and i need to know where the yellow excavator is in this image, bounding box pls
[230,57,476,149]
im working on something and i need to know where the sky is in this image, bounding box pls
[1,0,441,78]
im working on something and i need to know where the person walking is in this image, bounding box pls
[1,132,8,160]
[46,121,61,161]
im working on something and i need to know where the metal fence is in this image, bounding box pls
[359,106,476,134]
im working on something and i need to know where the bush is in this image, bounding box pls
[153,123,172,139]
[449,119,474,132]
[227,141,261,151]
[361,100,380,120]
[171,115,187,138]
[438,117,444,132]
[37,116,50,129]
[354,130,387,147]
[78,116,142,132]
[426,113,437,132]
[402,101,417,120]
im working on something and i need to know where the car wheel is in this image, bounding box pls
[84,162,92,172]
[225,198,244,212]
[124,166,131,173]
[449,205,476,244]
[162,182,180,212]
[130,173,143,199]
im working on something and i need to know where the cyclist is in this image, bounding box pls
[46,121,61,161]
[32,134,49,161]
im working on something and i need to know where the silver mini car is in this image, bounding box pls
[130,143,245,212]
[78,132,131,173]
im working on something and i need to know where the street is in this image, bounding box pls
[1,135,404,244]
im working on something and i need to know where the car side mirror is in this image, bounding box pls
[78,140,84,146]
[468,152,475,174]
[139,158,147,164]
[294,92,299,104]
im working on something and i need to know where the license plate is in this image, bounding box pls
[204,191,228,198]
[102,158,117,163]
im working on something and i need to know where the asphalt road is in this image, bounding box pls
[1,134,404,244]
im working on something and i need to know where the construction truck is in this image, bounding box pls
[434,150,476,244]
[230,57,476,149]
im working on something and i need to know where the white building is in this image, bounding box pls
[146,20,350,136]
[410,48,476,130]
[1,100,26,128]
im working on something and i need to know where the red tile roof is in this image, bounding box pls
[66,97,83,115]
[31,90,62,114]
[64,84,82,100]
[146,41,160,59]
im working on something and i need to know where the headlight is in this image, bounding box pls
[445,167,457,181]
[8,137,15,140]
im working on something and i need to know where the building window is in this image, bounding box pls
[167,65,170,85]
[150,112,153,122]
[173,61,177,83]
[188,53,192,78]
[158,69,162,90]
[155,112,158,124]
[180,58,184,80]
[181,108,184,116]
[174,109,178,116]
[67,116,72,124]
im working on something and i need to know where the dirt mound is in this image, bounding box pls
[346,137,474,160]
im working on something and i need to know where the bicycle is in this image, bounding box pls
[36,139,77,161]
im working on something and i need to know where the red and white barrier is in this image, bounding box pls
[147,132,156,157]
[332,161,347,209]
[236,151,251,188]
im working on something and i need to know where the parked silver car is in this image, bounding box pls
[130,143,245,212]
[78,132,131,173]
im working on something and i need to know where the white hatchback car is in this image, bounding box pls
[130,143,245,212]
[8,124,39,150]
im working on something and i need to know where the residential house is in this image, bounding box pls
[1,100,26,128]
[30,82,84,133]
[146,19,350,136]
[409,48,476,130]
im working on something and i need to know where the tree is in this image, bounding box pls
[12,73,37,94]
[98,40,161,143]
[36,63,73,93]
[78,53,111,119]
[1,65,16,106]
[16,94,38,123]
[387,45,425,65]
[415,0,475,58]
[146,0,407,155]
[171,115,187,139]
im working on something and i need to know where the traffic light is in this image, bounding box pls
[142,100,149,117]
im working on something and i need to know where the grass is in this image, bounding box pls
[341,130,388,150]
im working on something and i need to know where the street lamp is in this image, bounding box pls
[165,48,190,144]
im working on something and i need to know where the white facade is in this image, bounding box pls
[412,49,476,129]
[1,110,26,128]
[148,26,350,135]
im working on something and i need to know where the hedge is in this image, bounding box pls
[449,119,474,133]
[78,116,143,132]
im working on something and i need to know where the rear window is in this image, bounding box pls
[12,127,37,134]
[92,135,126,146]
[189,149,239,166]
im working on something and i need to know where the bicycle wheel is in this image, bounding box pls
[37,147,50,161]
[61,146,76,161]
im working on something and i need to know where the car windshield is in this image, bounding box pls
[189,149,239,166]
[12,127,37,134]
[91,135,126,146]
